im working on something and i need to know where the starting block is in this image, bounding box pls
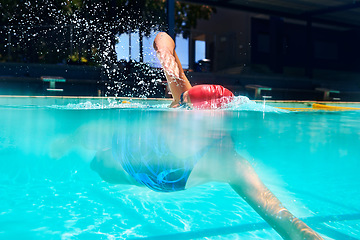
[245,84,272,99]
[41,76,66,92]
[315,88,340,101]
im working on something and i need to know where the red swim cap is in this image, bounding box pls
[187,84,234,109]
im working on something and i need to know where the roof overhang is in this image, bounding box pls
[181,0,360,29]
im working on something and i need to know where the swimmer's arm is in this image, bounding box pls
[229,159,323,240]
[153,32,192,104]
[153,32,180,79]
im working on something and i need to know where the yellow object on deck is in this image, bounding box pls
[312,103,360,111]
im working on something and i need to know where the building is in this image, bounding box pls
[184,1,360,100]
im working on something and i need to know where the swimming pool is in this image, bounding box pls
[0,96,359,239]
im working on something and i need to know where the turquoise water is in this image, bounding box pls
[0,98,359,239]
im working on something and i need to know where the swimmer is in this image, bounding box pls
[151,32,323,239]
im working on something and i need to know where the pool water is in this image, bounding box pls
[0,97,359,239]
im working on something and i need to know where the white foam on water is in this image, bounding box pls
[48,96,289,113]
[225,96,289,113]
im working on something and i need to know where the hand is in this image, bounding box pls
[170,101,180,108]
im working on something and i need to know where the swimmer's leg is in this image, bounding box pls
[90,148,142,186]
[229,158,322,240]
[186,137,323,240]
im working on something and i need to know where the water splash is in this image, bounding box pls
[2,1,167,98]
[48,100,167,110]
[226,96,288,113]
[48,96,289,113]
[104,59,165,98]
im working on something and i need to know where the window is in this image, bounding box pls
[257,33,270,53]
[195,40,206,62]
